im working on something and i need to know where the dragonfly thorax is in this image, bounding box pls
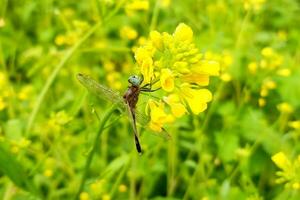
[128,75,142,86]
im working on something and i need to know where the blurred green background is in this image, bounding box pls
[0,0,300,199]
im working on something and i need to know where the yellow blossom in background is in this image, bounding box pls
[277,30,287,41]
[90,179,105,195]
[277,102,293,114]
[248,62,258,74]
[261,47,274,58]
[288,121,300,129]
[118,184,127,192]
[159,0,171,8]
[0,18,5,27]
[125,0,149,16]
[220,73,232,82]
[120,26,138,40]
[272,152,300,190]
[258,98,266,107]
[106,71,122,90]
[18,85,34,100]
[243,0,266,11]
[259,47,283,70]
[103,61,124,90]
[104,61,115,72]
[277,68,291,77]
[80,192,89,200]
[0,71,7,87]
[102,194,111,200]
[19,138,31,148]
[135,23,219,131]
[10,145,20,154]
[55,32,79,46]
[44,169,54,177]
[0,97,6,111]
[260,79,276,97]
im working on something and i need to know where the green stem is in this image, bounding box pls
[150,0,160,31]
[74,104,118,200]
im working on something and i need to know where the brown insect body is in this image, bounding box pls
[123,85,142,154]
[123,85,140,110]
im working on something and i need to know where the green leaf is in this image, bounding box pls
[0,144,38,196]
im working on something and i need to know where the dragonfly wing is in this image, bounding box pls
[77,73,125,111]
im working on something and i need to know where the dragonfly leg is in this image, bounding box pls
[140,87,161,92]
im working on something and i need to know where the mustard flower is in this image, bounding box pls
[288,121,300,130]
[80,192,90,200]
[243,0,266,11]
[120,26,138,40]
[134,23,220,131]
[272,152,300,190]
[125,0,149,16]
[0,18,5,27]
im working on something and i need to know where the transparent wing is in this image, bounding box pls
[77,73,171,140]
[77,73,126,111]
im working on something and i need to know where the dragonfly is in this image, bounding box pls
[77,73,170,154]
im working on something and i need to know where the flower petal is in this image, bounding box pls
[160,69,174,92]
[173,23,193,42]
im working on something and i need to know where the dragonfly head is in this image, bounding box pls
[128,75,142,86]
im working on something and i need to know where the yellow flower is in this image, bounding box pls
[192,60,220,76]
[120,26,138,40]
[0,18,5,28]
[80,192,89,200]
[263,79,276,90]
[272,152,291,170]
[102,194,111,200]
[0,71,7,87]
[0,97,6,111]
[220,73,232,82]
[173,23,193,43]
[288,121,300,129]
[163,94,186,117]
[181,74,209,86]
[18,85,34,100]
[104,61,115,71]
[160,69,174,92]
[277,102,293,114]
[125,0,149,15]
[118,184,127,192]
[261,47,274,58]
[44,169,53,177]
[135,23,219,130]
[243,0,266,11]
[258,98,266,107]
[180,84,212,115]
[248,62,258,74]
[272,152,300,190]
[135,48,154,84]
[277,68,291,77]
[147,100,174,132]
[150,31,163,50]
[159,0,171,8]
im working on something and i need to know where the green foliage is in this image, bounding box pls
[0,0,300,199]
